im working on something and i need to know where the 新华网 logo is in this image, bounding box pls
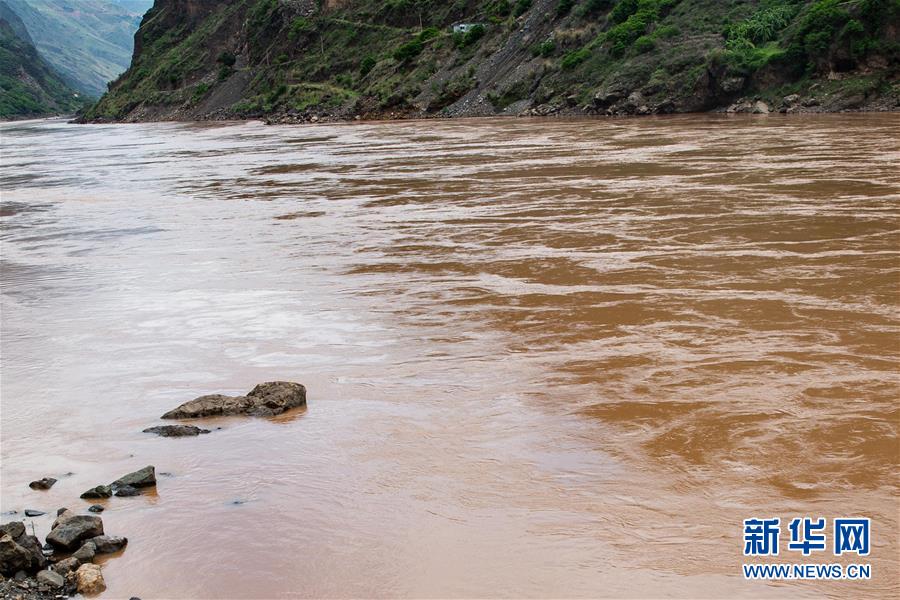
[741,517,871,581]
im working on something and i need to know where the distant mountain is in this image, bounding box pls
[0,3,84,119]
[5,0,152,97]
[0,0,31,43]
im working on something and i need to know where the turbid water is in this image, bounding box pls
[0,115,897,598]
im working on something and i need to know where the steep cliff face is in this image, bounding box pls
[0,3,84,119]
[84,0,900,122]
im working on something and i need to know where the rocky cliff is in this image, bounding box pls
[83,0,900,122]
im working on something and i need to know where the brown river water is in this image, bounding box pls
[0,114,898,599]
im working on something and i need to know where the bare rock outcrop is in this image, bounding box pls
[162,381,306,419]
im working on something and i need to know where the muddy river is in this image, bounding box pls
[1,114,897,598]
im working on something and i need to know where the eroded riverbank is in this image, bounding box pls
[1,114,898,598]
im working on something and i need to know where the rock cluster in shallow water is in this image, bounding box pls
[0,509,126,598]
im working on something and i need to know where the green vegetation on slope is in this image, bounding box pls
[0,8,84,118]
[5,0,151,97]
[84,0,900,121]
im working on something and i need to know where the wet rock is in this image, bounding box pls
[90,536,127,554]
[35,569,64,588]
[23,510,45,518]
[114,485,140,497]
[45,516,103,551]
[71,541,96,563]
[112,466,156,489]
[87,505,104,514]
[143,424,210,437]
[28,479,57,491]
[51,510,75,530]
[0,533,32,575]
[161,382,306,419]
[80,485,112,499]
[13,535,45,571]
[0,523,25,540]
[75,563,105,595]
[52,557,79,578]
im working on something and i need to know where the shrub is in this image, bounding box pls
[556,0,576,17]
[394,38,424,62]
[578,0,613,16]
[455,23,486,48]
[561,47,590,69]
[655,24,679,39]
[634,35,655,53]
[360,55,377,76]
[192,82,210,102]
[217,51,236,67]
[513,0,532,17]
[418,27,440,42]
[288,17,314,41]
[532,39,555,57]
[489,0,511,18]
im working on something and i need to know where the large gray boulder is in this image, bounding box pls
[0,530,45,575]
[0,533,32,575]
[161,382,306,419]
[112,466,156,489]
[45,516,104,551]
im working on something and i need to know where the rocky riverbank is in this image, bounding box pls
[1,382,307,597]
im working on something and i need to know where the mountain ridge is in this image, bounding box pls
[5,0,152,97]
[83,0,900,123]
[0,1,84,119]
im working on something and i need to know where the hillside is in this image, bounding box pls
[83,0,900,122]
[0,4,84,119]
[5,0,152,97]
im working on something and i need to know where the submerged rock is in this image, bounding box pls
[87,505,104,513]
[114,485,140,497]
[45,516,103,551]
[142,424,210,437]
[90,535,127,554]
[112,466,156,489]
[75,563,106,595]
[80,485,112,499]
[28,478,57,491]
[161,381,306,419]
